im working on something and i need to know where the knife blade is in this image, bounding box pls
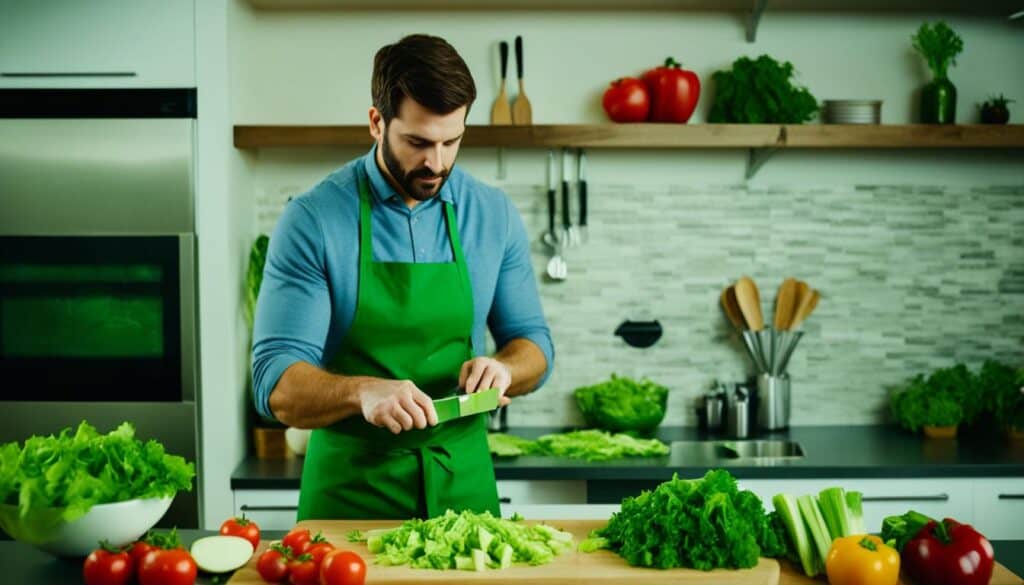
[433,387,501,423]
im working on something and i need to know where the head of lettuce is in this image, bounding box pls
[0,421,195,525]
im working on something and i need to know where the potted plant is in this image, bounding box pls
[890,375,964,439]
[979,95,1014,124]
[978,360,1024,440]
[912,21,964,124]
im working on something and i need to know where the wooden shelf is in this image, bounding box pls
[234,123,1024,150]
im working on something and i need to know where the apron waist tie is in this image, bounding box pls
[417,443,453,518]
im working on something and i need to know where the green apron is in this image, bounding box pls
[296,168,500,521]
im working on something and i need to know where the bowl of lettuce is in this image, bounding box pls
[574,374,669,436]
[0,421,194,557]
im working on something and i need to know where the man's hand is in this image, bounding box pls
[358,379,438,434]
[459,357,513,406]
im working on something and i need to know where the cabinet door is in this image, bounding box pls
[496,480,588,506]
[739,478,974,533]
[234,489,300,531]
[0,0,195,88]
[972,478,1024,540]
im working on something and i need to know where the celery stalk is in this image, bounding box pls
[846,491,865,534]
[818,487,851,539]
[773,493,818,577]
[797,494,832,574]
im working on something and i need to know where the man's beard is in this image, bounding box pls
[381,133,452,202]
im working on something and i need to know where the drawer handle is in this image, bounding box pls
[862,494,949,502]
[2,72,138,78]
[997,494,1024,500]
[239,505,298,512]
[499,497,512,504]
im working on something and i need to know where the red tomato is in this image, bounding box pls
[129,541,156,573]
[306,541,334,565]
[287,556,319,585]
[220,516,261,550]
[641,57,700,123]
[282,528,313,555]
[83,547,134,585]
[138,548,197,585]
[257,546,290,583]
[602,77,650,123]
[321,550,367,585]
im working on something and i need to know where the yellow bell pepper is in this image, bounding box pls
[825,534,900,585]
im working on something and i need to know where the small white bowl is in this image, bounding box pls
[285,427,312,456]
[0,496,173,557]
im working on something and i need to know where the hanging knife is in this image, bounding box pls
[577,148,587,244]
[561,148,574,246]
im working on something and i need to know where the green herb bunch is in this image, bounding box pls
[708,55,818,124]
[912,21,964,79]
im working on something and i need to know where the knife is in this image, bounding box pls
[577,148,587,244]
[433,387,501,423]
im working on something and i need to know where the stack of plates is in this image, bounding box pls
[822,100,882,124]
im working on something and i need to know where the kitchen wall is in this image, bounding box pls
[229,4,1024,429]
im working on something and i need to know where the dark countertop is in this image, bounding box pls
[232,425,1024,489]
[3,531,1023,584]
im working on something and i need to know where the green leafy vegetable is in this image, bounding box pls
[912,21,964,79]
[574,374,668,435]
[348,509,573,570]
[245,234,270,330]
[708,55,819,124]
[880,509,934,552]
[582,469,786,570]
[487,431,669,462]
[0,421,195,523]
[890,374,964,431]
[979,360,1024,430]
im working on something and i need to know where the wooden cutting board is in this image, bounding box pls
[227,519,1022,585]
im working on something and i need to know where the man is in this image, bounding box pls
[251,34,553,521]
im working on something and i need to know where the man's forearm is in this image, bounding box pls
[495,338,548,397]
[268,361,365,429]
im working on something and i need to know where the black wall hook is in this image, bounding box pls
[614,320,662,348]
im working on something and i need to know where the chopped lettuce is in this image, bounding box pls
[487,430,668,462]
[0,421,195,522]
[583,469,786,570]
[349,509,574,570]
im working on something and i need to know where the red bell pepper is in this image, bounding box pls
[641,57,700,123]
[903,518,994,585]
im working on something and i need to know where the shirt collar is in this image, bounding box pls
[362,144,454,206]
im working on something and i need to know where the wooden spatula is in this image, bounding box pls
[511,35,532,125]
[791,280,809,327]
[774,278,798,331]
[734,276,764,331]
[490,41,511,125]
[790,288,820,330]
[720,286,745,330]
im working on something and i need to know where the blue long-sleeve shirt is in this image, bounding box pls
[251,146,554,420]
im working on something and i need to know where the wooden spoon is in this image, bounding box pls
[490,41,512,125]
[720,286,745,329]
[791,280,809,328]
[734,276,764,331]
[790,288,820,330]
[511,36,532,125]
[774,278,798,331]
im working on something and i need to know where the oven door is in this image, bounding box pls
[0,234,196,402]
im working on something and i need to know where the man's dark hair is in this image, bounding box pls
[372,34,476,124]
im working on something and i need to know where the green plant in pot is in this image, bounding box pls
[890,375,964,439]
[978,360,1024,439]
[912,21,964,124]
[979,94,1014,124]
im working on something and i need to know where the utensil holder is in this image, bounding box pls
[756,373,791,431]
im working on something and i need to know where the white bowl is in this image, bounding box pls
[285,427,312,456]
[0,496,173,557]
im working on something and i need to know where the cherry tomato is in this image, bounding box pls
[320,550,367,585]
[138,548,197,585]
[83,546,134,585]
[305,541,334,565]
[602,77,650,123]
[282,528,313,556]
[287,555,319,585]
[256,545,291,583]
[219,516,261,550]
[129,541,156,572]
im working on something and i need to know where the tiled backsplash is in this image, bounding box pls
[257,178,1024,427]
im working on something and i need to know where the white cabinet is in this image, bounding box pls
[496,480,615,520]
[972,478,1024,540]
[234,489,300,531]
[740,478,975,535]
[0,0,195,88]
